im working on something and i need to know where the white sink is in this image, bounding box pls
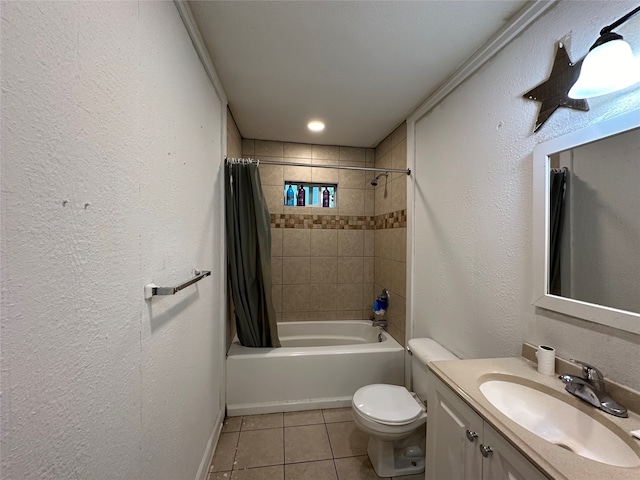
[479,378,640,467]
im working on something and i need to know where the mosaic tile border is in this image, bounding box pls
[270,210,406,230]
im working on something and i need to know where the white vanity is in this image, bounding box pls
[426,356,640,480]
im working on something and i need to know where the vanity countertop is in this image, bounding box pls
[429,357,640,480]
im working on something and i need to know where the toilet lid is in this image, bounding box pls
[353,384,424,426]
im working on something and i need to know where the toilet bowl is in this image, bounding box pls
[351,338,458,477]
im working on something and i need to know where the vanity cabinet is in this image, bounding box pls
[426,372,548,480]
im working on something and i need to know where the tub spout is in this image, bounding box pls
[371,318,387,328]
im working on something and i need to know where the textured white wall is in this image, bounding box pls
[412,0,640,390]
[1,2,226,479]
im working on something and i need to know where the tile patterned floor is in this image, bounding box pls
[207,408,424,480]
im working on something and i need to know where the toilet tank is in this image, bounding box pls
[408,338,458,401]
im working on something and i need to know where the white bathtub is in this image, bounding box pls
[226,321,404,416]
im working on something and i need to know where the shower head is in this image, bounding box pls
[370,172,389,186]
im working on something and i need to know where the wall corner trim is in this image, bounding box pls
[407,0,558,124]
[174,0,228,105]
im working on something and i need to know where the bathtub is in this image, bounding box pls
[226,321,404,416]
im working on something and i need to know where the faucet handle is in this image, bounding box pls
[570,359,605,391]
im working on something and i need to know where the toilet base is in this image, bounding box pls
[367,427,425,477]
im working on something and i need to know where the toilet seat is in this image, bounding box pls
[353,384,424,426]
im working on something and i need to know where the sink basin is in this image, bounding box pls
[479,378,640,467]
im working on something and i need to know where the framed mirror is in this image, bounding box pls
[533,110,640,335]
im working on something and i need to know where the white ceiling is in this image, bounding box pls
[188,1,531,148]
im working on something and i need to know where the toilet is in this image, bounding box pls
[351,338,458,477]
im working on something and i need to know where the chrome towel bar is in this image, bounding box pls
[144,269,211,300]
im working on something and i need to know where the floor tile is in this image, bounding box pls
[391,474,425,480]
[285,460,338,480]
[231,465,284,480]
[284,424,333,464]
[322,407,353,423]
[235,428,284,469]
[242,413,284,431]
[208,472,231,480]
[284,410,324,427]
[334,455,389,480]
[222,416,243,433]
[210,432,239,472]
[326,421,368,458]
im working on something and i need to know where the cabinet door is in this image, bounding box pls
[481,423,548,480]
[426,373,483,480]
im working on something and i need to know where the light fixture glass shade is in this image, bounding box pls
[568,39,640,99]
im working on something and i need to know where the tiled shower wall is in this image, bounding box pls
[226,112,408,346]
[242,140,377,322]
[373,123,408,346]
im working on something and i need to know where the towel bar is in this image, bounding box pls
[144,269,211,300]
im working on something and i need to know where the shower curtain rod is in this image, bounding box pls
[225,157,411,176]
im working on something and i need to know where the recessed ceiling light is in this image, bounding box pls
[307,120,325,132]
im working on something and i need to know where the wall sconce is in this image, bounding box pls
[569,6,640,99]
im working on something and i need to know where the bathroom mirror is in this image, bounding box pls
[533,110,640,335]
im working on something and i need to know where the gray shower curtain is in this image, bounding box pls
[549,167,567,296]
[225,162,280,348]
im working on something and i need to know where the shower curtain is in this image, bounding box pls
[225,161,280,348]
[549,167,567,296]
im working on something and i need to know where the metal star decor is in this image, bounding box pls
[523,42,589,133]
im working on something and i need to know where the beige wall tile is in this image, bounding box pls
[337,284,363,311]
[310,229,337,257]
[271,228,283,257]
[364,189,375,216]
[337,230,363,257]
[284,165,312,183]
[392,141,408,170]
[376,134,393,159]
[283,284,310,312]
[366,149,375,165]
[283,257,311,285]
[311,159,339,183]
[338,168,365,189]
[242,139,255,157]
[262,185,284,214]
[335,310,367,320]
[255,140,284,157]
[339,146,366,164]
[363,261,374,284]
[364,230,374,257]
[227,109,242,158]
[391,122,407,147]
[272,284,283,313]
[337,188,364,216]
[337,257,364,284]
[259,163,284,186]
[364,283,375,309]
[312,145,340,161]
[284,142,312,159]
[271,257,283,285]
[309,284,338,311]
[310,257,337,283]
[281,311,337,322]
[283,229,310,257]
[391,177,407,213]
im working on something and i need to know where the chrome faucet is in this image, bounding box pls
[370,317,387,328]
[558,360,628,418]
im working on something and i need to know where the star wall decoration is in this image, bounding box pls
[523,42,589,133]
